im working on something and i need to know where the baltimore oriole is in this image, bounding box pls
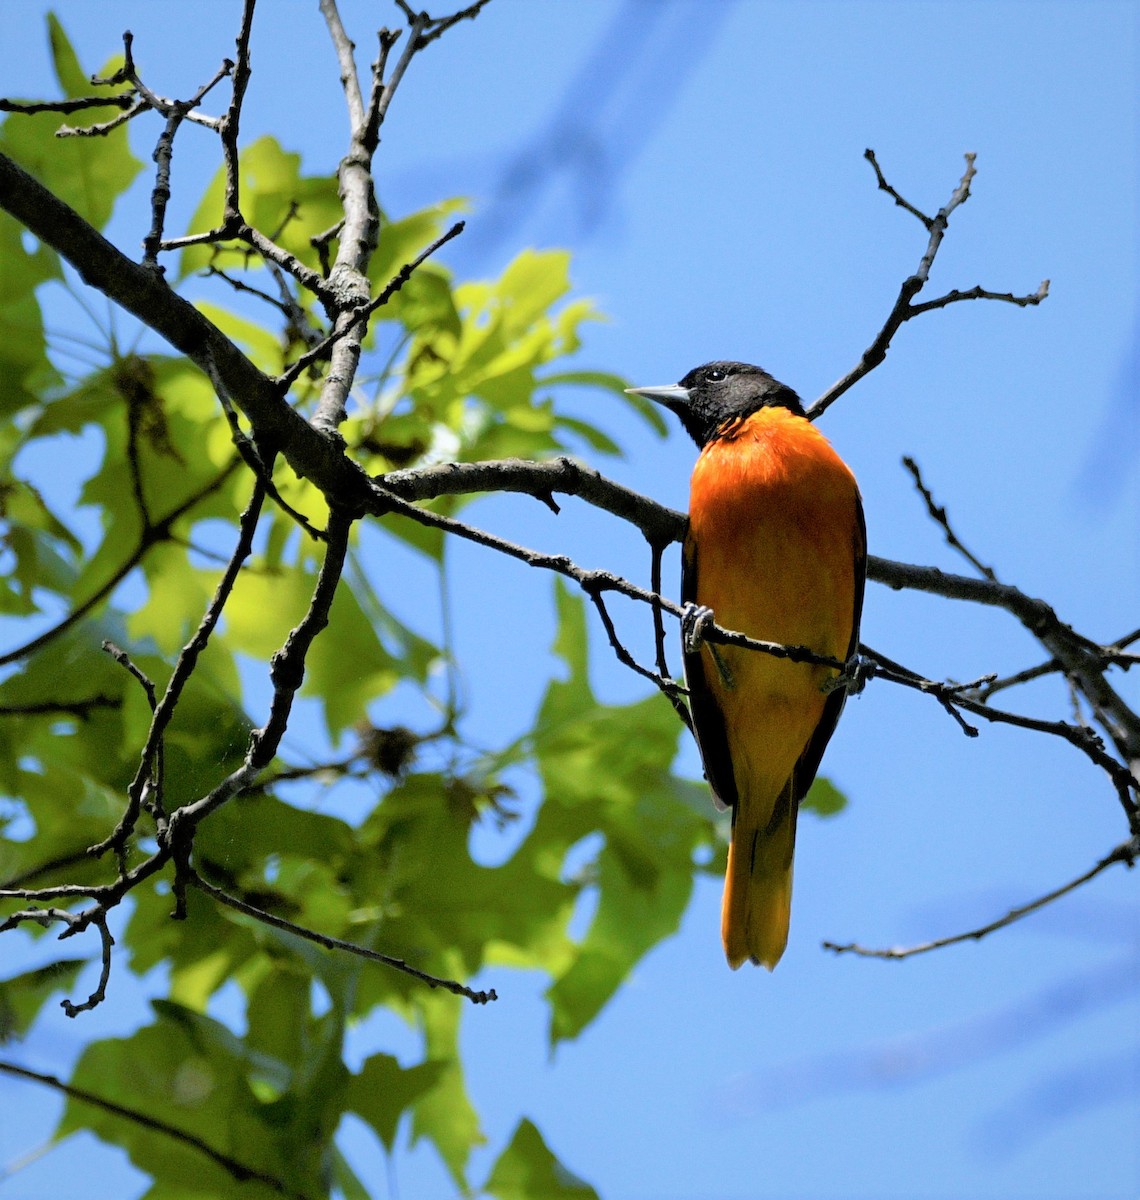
[628,362,865,969]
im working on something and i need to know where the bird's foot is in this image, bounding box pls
[681,603,716,655]
[822,653,875,696]
[682,603,736,688]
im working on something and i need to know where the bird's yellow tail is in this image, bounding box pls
[721,777,799,970]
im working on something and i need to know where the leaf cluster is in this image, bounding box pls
[0,17,727,1198]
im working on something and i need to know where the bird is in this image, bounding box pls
[627,361,865,969]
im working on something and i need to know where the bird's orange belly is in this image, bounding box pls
[687,416,859,797]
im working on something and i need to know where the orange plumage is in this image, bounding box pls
[629,363,865,969]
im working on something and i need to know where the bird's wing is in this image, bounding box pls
[791,489,867,803]
[681,539,735,811]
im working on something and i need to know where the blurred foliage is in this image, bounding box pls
[0,18,844,1200]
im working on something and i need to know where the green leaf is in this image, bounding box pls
[533,582,718,1043]
[347,1052,447,1153]
[411,991,486,1194]
[0,17,141,231]
[0,213,60,416]
[484,1118,599,1200]
[60,1003,331,1199]
[801,775,848,818]
[553,414,622,457]
[180,136,342,278]
[0,959,86,1042]
[542,368,669,437]
[369,200,467,298]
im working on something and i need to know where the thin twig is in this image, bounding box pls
[0,95,134,115]
[583,584,687,702]
[649,540,693,732]
[220,0,257,226]
[809,152,1047,418]
[0,696,119,719]
[140,58,236,266]
[320,0,366,131]
[91,478,267,859]
[158,506,356,858]
[370,479,848,686]
[823,836,1139,959]
[0,1059,306,1196]
[909,280,1049,317]
[401,0,494,50]
[281,220,465,391]
[57,99,148,138]
[58,912,115,1016]
[202,349,327,540]
[190,870,497,1004]
[967,658,1061,702]
[902,455,996,580]
[0,460,240,669]
[0,907,115,1015]
[863,147,934,228]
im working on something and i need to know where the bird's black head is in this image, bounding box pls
[627,361,805,449]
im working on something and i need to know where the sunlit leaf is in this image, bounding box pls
[485,1118,599,1200]
[0,17,140,231]
[0,959,86,1043]
[801,775,848,817]
[347,1053,447,1153]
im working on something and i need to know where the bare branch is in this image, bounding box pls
[902,455,996,580]
[0,907,115,1015]
[56,98,147,138]
[909,280,1049,317]
[0,150,370,502]
[320,0,366,130]
[140,54,237,266]
[90,479,267,859]
[202,348,327,540]
[809,152,1046,419]
[370,476,845,675]
[863,146,934,228]
[380,454,685,549]
[968,658,1061,702]
[398,0,494,50]
[0,696,119,719]
[190,869,497,1005]
[0,1059,306,1196]
[362,12,426,151]
[0,95,134,115]
[871,560,1140,788]
[220,0,257,225]
[101,641,157,709]
[650,541,693,732]
[583,583,688,704]
[0,460,240,669]
[823,836,1139,959]
[58,912,115,1017]
[285,219,466,395]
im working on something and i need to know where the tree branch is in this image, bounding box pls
[901,455,996,580]
[0,460,240,669]
[809,152,1048,419]
[0,1059,306,1197]
[0,150,373,506]
[190,869,497,1005]
[823,835,1140,960]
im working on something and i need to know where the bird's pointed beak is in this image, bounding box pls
[624,384,692,408]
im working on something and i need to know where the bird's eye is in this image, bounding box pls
[705,368,726,382]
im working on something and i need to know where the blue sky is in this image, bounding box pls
[2,2,1139,1198]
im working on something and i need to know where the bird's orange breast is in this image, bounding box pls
[686,406,861,799]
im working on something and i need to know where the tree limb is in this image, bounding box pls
[0,1059,306,1197]
[823,835,1140,960]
